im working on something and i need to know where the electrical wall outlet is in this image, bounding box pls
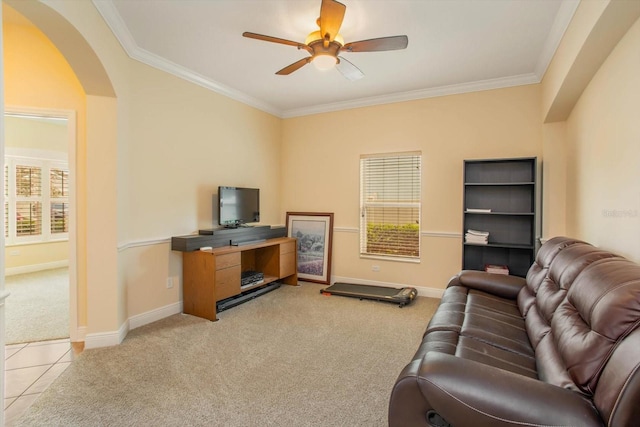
[166,277,173,289]
[372,265,380,272]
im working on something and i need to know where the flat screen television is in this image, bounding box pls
[218,186,260,227]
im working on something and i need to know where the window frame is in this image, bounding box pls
[359,151,422,262]
[5,155,69,245]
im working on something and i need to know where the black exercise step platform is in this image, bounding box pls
[216,282,281,313]
[321,282,417,307]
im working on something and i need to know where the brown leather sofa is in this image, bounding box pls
[389,236,640,427]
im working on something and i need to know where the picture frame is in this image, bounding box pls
[286,212,334,285]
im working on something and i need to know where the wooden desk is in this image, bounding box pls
[182,237,297,321]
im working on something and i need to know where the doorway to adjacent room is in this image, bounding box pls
[3,112,76,345]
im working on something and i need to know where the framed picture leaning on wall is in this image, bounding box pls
[286,212,334,285]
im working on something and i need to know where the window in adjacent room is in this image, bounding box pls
[4,157,69,244]
[50,168,70,234]
[360,151,421,261]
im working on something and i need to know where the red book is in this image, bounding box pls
[485,264,509,275]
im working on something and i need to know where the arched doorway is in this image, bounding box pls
[1,1,116,424]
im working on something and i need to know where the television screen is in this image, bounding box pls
[218,186,260,227]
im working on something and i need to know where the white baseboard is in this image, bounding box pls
[5,260,69,276]
[83,302,183,349]
[129,302,183,330]
[84,321,128,349]
[331,276,444,299]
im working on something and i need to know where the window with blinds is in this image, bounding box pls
[16,166,43,236]
[360,152,421,260]
[50,168,69,233]
[4,157,69,244]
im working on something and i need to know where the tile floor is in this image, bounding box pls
[4,339,83,426]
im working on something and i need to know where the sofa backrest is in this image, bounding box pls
[522,241,619,394]
[525,237,587,289]
[518,236,588,317]
[519,239,640,425]
[552,257,640,425]
[537,245,620,324]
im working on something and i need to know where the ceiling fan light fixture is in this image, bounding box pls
[312,54,337,70]
[305,30,322,45]
[305,30,344,46]
[243,0,408,78]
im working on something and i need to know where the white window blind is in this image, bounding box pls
[16,166,43,236]
[360,152,421,259]
[4,165,8,238]
[50,168,69,233]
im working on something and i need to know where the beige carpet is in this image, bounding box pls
[4,268,69,344]
[16,282,439,426]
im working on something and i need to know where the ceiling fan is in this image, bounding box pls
[243,0,408,81]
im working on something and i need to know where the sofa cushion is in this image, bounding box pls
[454,335,536,378]
[519,236,588,317]
[460,300,532,357]
[538,246,620,323]
[424,284,535,374]
[553,258,640,395]
[524,237,588,294]
[525,245,622,352]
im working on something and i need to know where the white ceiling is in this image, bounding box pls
[94,0,579,118]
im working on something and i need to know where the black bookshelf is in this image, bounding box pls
[463,157,538,277]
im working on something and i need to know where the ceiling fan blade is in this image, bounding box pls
[336,56,364,81]
[319,0,346,43]
[343,35,409,52]
[243,32,312,54]
[276,57,311,75]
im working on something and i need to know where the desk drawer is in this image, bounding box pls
[215,265,241,301]
[216,252,241,270]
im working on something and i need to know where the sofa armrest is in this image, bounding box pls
[417,352,603,427]
[447,270,526,299]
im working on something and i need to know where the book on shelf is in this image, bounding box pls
[485,264,509,275]
[466,229,489,236]
[465,229,489,245]
[466,208,492,213]
[465,237,488,245]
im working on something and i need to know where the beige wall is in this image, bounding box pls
[541,0,608,122]
[5,242,67,273]
[541,122,567,239]
[5,115,67,152]
[124,61,283,240]
[564,16,640,261]
[282,85,543,290]
[541,1,640,263]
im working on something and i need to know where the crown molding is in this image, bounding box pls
[91,0,138,55]
[281,73,540,118]
[534,0,580,80]
[91,0,283,117]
